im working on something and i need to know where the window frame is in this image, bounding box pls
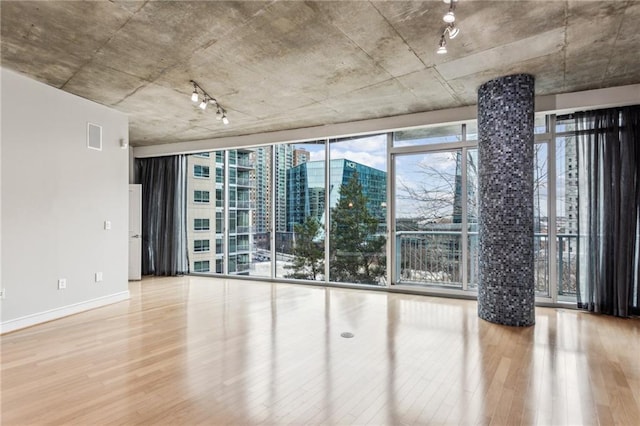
[194,239,210,253]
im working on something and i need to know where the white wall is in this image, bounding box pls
[1,68,130,332]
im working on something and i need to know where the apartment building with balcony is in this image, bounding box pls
[187,149,255,275]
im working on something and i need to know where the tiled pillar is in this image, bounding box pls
[477,74,535,327]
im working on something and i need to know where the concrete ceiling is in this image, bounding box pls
[2,1,639,147]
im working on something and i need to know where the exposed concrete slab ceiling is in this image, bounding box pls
[2,1,639,147]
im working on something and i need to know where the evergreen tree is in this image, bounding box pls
[285,216,324,280]
[330,172,386,284]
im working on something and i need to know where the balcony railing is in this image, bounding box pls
[234,263,251,273]
[236,158,254,168]
[235,200,254,209]
[235,244,251,253]
[396,230,578,298]
[236,226,252,234]
[556,233,578,296]
[396,231,463,287]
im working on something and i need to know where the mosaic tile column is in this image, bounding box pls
[477,74,535,327]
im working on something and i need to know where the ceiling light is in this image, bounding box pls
[437,36,447,54]
[447,23,460,39]
[191,81,199,102]
[436,1,460,53]
[189,80,229,125]
[443,10,455,23]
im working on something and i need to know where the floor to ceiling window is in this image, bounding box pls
[391,123,477,291]
[328,135,388,286]
[182,111,601,306]
[554,116,579,302]
[533,141,550,296]
[186,148,269,277]
[275,141,325,281]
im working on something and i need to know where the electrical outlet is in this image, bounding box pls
[58,279,67,290]
[0,288,5,299]
[95,272,103,282]
[104,220,111,230]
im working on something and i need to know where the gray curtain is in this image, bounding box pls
[576,105,640,317]
[136,155,189,276]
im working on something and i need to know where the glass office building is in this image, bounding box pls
[286,159,387,231]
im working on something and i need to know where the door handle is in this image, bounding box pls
[132,234,141,238]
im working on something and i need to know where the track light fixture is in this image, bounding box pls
[443,0,457,23]
[443,7,455,23]
[446,23,460,39]
[437,35,447,54]
[436,1,461,54]
[189,80,229,125]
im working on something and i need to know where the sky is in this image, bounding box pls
[295,134,388,171]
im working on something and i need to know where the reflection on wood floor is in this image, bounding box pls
[2,276,639,425]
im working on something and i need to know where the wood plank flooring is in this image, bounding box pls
[2,276,639,425]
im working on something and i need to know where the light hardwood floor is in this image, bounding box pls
[2,276,639,425]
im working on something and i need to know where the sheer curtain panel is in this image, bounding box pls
[576,105,640,317]
[136,155,189,276]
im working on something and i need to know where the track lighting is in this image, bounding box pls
[436,1,461,54]
[437,36,447,54]
[446,23,460,39]
[189,80,229,125]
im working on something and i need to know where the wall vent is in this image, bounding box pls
[87,123,102,151]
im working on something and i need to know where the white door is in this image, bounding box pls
[129,184,142,280]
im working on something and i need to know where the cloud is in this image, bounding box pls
[294,137,387,170]
[332,135,387,152]
[309,149,325,162]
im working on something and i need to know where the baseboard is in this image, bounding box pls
[0,291,130,334]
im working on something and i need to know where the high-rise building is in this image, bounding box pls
[293,148,310,167]
[565,139,578,234]
[250,145,294,249]
[286,159,386,231]
[187,149,255,275]
[251,147,270,249]
[274,145,294,232]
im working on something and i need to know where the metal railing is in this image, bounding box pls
[235,244,251,253]
[235,200,254,209]
[396,230,578,297]
[396,231,463,287]
[235,263,251,272]
[557,234,578,296]
[236,158,254,168]
[236,226,252,234]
